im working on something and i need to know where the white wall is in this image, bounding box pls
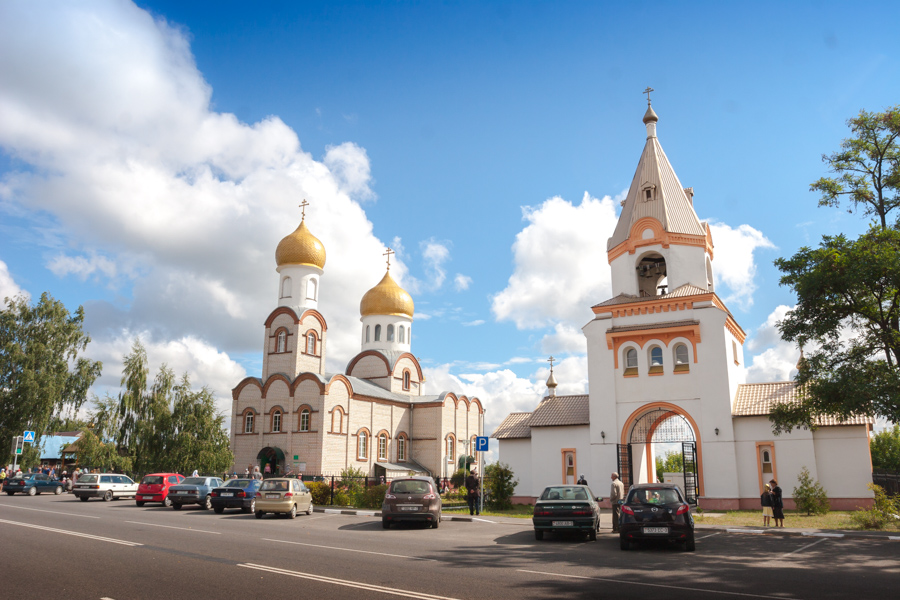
[529,426,591,497]
[813,426,874,498]
[497,438,532,497]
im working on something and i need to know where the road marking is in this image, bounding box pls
[801,532,843,538]
[262,538,436,561]
[125,521,221,534]
[472,517,496,523]
[889,536,900,541]
[0,518,142,546]
[517,570,784,598]
[726,528,765,534]
[238,563,459,599]
[783,537,827,557]
[0,504,100,519]
[696,532,721,540]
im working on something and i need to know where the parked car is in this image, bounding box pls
[618,483,695,551]
[211,478,262,514]
[254,477,313,519]
[136,473,184,507]
[381,476,441,529]
[72,473,139,501]
[3,473,64,496]
[532,484,601,540]
[168,476,224,510]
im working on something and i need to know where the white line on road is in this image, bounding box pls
[783,537,827,557]
[801,532,844,538]
[471,517,496,523]
[262,538,437,561]
[125,521,221,534]
[517,570,784,598]
[727,528,765,534]
[696,532,722,540]
[889,536,900,541]
[238,563,460,599]
[0,504,100,519]
[0,518,142,546]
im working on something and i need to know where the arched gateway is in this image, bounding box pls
[619,404,702,504]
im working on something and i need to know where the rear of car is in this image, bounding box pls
[211,479,261,513]
[255,478,313,519]
[4,474,62,496]
[73,474,138,501]
[169,477,223,510]
[618,484,695,551]
[381,476,442,529]
[532,485,601,540]
[136,473,184,507]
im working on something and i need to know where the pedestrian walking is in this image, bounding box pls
[769,479,785,527]
[610,472,625,532]
[577,474,588,486]
[191,469,199,477]
[251,466,263,480]
[244,466,250,477]
[761,484,774,526]
[465,469,480,516]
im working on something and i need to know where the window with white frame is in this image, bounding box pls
[374,324,381,341]
[276,330,287,353]
[399,325,405,343]
[300,408,310,432]
[281,277,292,298]
[387,324,394,341]
[648,346,664,374]
[244,413,254,433]
[397,436,407,461]
[272,410,282,433]
[358,431,368,460]
[306,333,316,355]
[307,278,317,300]
[446,436,454,459]
[378,433,388,460]
[674,343,690,372]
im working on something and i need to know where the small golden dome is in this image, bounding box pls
[275,220,326,269]
[360,271,414,318]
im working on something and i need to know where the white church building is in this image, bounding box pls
[493,102,874,511]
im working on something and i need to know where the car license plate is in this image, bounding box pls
[221,493,233,497]
[644,527,669,534]
[400,506,420,511]
[176,490,186,494]
[552,521,574,527]
[266,493,280,499]
[142,495,154,499]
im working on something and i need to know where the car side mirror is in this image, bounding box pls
[595,497,602,502]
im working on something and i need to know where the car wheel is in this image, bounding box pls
[589,528,597,541]
[289,504,297,519]
[214,506,224,514]
[172,503,182,510]
[163,496,172,508]
[307,502,313,515]
[382,519,390,529]
[432,514,440,529]
[79,496,89,501]
[619,536,630,551]
[534,530,544,541]
[243,499,255,514]
[27,487,37,496]
[684,535,696,552]
[5,492,14,496]
[255,510,264,519]
[203,495,212,510]
[54,486,63,495]
[103,490,113,502]
[136,501,145,507]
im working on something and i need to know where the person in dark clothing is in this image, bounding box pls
[465,470,480,515]
[577,474,588,486]
[769,479,785,527]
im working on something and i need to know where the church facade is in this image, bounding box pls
[230,211,483,479]
[493,102,874,510]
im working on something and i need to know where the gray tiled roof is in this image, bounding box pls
[375,460,430,475]
[529,395,590,427]
[593,284,710,308]
[732,382,873,426]
[346,349,410,373]
[607,319,700,333]
[491,412,533,439]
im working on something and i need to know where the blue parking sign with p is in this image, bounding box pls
[475,436,489,452]
[23,431,35,443]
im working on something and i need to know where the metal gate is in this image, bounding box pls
[681,441,698,505]
[616,443,633,490]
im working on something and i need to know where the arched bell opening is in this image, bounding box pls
[636,253,668,297]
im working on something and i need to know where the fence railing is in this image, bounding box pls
[872,470,900,496]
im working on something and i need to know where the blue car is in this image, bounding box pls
[169,476,224,510]
[4,473,65,496]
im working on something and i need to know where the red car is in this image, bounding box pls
[136,473,184,507]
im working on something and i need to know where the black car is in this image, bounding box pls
[210,479,262,514]
[168,477,224,510]
[618,483,695,551]
[532,484,602,541]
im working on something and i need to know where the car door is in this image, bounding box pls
[295,480,311,511]
[35,473,49,491]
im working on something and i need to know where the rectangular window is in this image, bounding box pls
[245,414,254,434]
[733,340,740,365]
[358,434,368,460]
[273,412,281,432]
[300,410,310,432]
[397,437,406,462]
[378,435,387,460]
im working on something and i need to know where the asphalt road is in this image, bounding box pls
[0,493,896,600]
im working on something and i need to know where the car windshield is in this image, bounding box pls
[141,476,164,485]
[629,488,681,504]
[223,479,252,488]
[389,480,431,494]
[540,486,589,501]
[77,474,98,483]
[180,478,206,486]
[260,480,289,491]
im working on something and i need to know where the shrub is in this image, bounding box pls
[307,481,332,506]
[849,484,900,530]
[357,484,388,509]
[332,490,351,507]
[450,468,467,489]
[792,466,830,515]
[484,462,518,510]
[339,466,367,495]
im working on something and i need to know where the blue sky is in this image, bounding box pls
[1,1,898,437]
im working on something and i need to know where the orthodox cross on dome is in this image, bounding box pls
[547,355,555,371]
[643,86,654,105]
[383,247,395,271]
[299,199,309,220]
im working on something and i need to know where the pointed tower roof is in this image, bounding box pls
[607,104,706,252]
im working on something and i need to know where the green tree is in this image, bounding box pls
[792,466,830,516]
[871,425,900,471]
[484,462,518,510]
[655,450,684,482]
[0,293,102,467]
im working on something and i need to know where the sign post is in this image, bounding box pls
[11,435,24,473]
[475,436,489,514]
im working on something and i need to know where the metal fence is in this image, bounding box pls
[872,470,900,496]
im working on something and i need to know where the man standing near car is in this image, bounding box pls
[465,469,480,516]
[610,472,625,532]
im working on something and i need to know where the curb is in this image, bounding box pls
[313,507,479,522]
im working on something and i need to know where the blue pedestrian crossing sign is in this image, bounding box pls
[475,436,489,452]
[23,431,35,443]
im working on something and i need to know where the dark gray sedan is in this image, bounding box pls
[532,484,602,541]
[168,476,224,510]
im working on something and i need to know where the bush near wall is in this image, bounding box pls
[793,466,830,516]
[307,481,331,506]
[356,484,388,509]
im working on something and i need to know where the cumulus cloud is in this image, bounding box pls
[0,259,27,302]
[454,273,472,291]
[707,222,775,310]
[421,239,450,290]
[745,305,800,383]
[47,252,118,281]
[540,323,587,356]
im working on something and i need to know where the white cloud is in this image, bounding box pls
[707,222,775,310]
[462,319,485,327]
[745,305,799,383]
[491,192,618,329]
[0,259,27,302]
[540,323,587,356]
[421,239,450,290]
[47,252,118,281]
[454,273,472,291]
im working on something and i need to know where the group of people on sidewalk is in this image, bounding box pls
[761,479,785,527]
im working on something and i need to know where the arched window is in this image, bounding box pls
[300,408,310,432]
[407,326,411,344]
[397,435,407,462]
[403,370,411,391]
[446,435,455,460]
[281,277,292,298]
[357,431,369,460]
[272,410,282,433]
[648,346,664,374]
[399,325,405,343]
[276,330,287,353]
[306,332,316,355]
[625,348,638,368]
[365,325,370,343]
[471,435,478,462]
[307,278,317,300]
[387,324,395,342]
[331,408,343,434]
[378,433,388,460]
[374,324,381,341]
[244,413,254,434]
[674,344,690,372]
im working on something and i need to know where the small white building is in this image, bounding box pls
[493,102,874,510]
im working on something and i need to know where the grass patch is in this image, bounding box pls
[693,510,900,531]
[479,504,535,519]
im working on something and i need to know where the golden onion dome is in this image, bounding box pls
[275,220,326,269]
[360,271,414,318]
